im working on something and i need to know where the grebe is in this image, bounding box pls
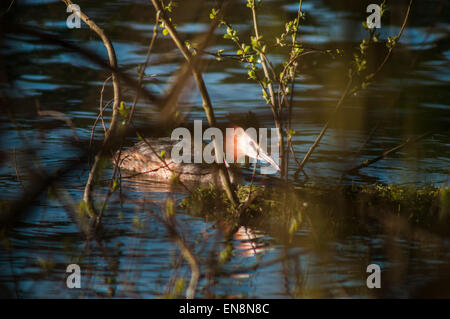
[116,127,280,184]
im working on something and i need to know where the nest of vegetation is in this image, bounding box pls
[180,184,450,239]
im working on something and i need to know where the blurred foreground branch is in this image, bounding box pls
[150,0,238,207]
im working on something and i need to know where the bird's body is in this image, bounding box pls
[115,128,280,185]
[116,137,239,184]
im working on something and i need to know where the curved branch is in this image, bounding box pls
[62,0,121,215]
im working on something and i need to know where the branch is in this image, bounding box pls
[298,0,413,171]
[248,1,285,176]
[127,10,161,125]
[161,200,200,299]
[61,0,121,216]
[346,132,430,173]
[298,80,352,170]
[375,0,412,74]
[150,0,238,207]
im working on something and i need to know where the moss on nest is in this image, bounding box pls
[180,183,450,238]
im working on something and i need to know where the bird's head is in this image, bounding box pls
[224,126,280,172]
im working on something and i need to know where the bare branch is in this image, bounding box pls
[346,132,431,174]
[150,0,238,207]
[61,0,122,216]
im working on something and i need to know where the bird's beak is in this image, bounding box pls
[223,154,230,168]
[257,151,281,172]
[237,129,280,172]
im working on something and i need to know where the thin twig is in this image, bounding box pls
[12,148,25,191]
[90,99,113,147]
[99,75,112,134]
[346,132,431,173]
[298,79,353,170]
[127,10,161,125]
[284,0,303,179]
[298,0,413,171]
[249,2,285,176]
[36,107,80,143]
[375,0,412,74]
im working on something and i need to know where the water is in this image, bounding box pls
[0,0,449,298]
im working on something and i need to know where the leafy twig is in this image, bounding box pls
[298,0,413,171]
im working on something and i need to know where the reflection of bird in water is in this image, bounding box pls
[231,226,268,280]
[234,226,267,258]
[116,127,280,184]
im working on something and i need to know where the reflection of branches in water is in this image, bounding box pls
[148,199,200,299]
[12,147,25,191]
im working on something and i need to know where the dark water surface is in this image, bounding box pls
[0,0,449,298]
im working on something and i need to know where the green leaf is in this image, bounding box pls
[209,8,219,20]
[166,199,175,217]
[111,178,120,192]
[288,129,296,137]
[119,101,129,118]
[262,89,270,104]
